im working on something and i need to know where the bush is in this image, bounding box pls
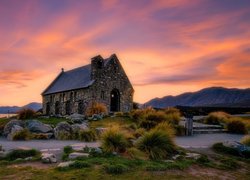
[127,147,146,160]
[154,122,175,137]
[128,123,137,130]
[175,125,186,136]
[241,135,250,146]
[103,164,129,174]
[133,128,146,138]
[164,107,181,115]
[136,129,176,160]
[101,127,128,153]
[165,113,181,125]
[227,119,248,134]
[114,112,124,117]
[63,146,73,154]
[196,155,210,165]
[17,108,36,120]
[12,129,31,140]
[86,102,107,116]
[31,133,49,140]
[204,111,230,125]
[139,111,167,130]
[212,143,239,156]
[218,158,240,170]
[78,129,97,142]
[69,160,91,169]
[5,149,39,161]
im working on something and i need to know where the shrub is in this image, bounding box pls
[136,129,176,160]
[218,158,240,170]
[154,122,175,137]
[139,111,167,130]
[133,128,146,138]
[101,127,128,153]
[5,149,39,161]
[128,123,137,130]
[86,102,107,116]
[130,109,145,122]
[165,113,181,125]
[78,129,97,142]
[204,111,230,125]
[17,108,36,120]
[127,147,146,160]
[103,164,129,174]
[69,160,91,169]
[196,155,210,165]
[212,143,239,156]
[31,133,49,140]
[12,129,31,140]
[227,118,248,134]
[175,125,186,136]
[241,135,250,146]
[63,146,73,154]
[114,112,124,117]
[164,107,181,115]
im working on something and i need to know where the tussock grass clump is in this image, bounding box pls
[12,129,31,140]
[204,111,230,125]
[241,135,250,146]
[63,146,73,154]
[17,108,36,120]
[212,143,239,156]
[154,122,175,137]
[69,160,91,169]
[127,147,146,160]
[133,128,146,138]
[136,128,176,160]
[227,118,248,134]
[101,127,128,153]
[86,102,107,116]
[5,149,40,161]
[103,163,129,174]
[78,129,97,142]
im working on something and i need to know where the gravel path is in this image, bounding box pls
[0,133,244,153]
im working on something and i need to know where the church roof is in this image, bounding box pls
[42,57,112,95]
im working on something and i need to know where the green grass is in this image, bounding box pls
[37,117,67,126]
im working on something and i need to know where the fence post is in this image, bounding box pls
[185,115,193,136]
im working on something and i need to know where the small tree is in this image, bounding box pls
[18,108,36,120]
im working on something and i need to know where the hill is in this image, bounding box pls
[145,87,250,108]
[0,102,42,113]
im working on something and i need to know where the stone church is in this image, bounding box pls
[42,54,134,115]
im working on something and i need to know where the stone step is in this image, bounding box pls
[193,125,224,130]
[193,129,227,134]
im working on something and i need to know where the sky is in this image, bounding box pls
[0,0,250,106]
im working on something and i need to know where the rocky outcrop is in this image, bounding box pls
[67,113,86,123]
[26,120,53,133]
[68,152,89,159]
[54,122,73,140]
[3,120,25,137]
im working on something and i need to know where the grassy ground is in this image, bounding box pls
[37,117,67,126]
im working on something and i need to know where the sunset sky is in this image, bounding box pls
[1,0,250,106]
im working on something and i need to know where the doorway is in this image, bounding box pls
[110,89,120,112]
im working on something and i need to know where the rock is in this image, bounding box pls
[68,152,89,159]
[172,154,181,160]
[24,157,33,161]
[88,114,103,121]
[54,122,73,140]
[91,147,102,154]
[26,120,53,133]
[41,152,57,163]
[7,125,24,140]
[223,141,239,148]
[67,113,85,123]
[95,127,107,136]
[185,153,201,160]
[3,120,25,136]
[71,123,89,132]
[57,161,74,168]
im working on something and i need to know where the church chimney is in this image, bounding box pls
[91,55,104,80]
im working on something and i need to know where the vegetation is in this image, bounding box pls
[226,118,248,134]
[37,117,67,126]
[103,163,129,174]
[86,102,108,116]
[241,135,250,146]
[78,129,97,142]
[5,149,40,161]
[12,129,31,140]
[204,111,230,125]
[101,127,128,153]
[18,108,36,120]
[136,128,176,160]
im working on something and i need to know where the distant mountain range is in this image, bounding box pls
[145,87,250,108]
[0,102,42,114]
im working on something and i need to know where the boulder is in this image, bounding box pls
[72,123,89,132]
[57,161,74,168]
[68,152,89,159]
[26,120,53,133]
[7,125,24,140]
[54,122,73,140]
[3,120,25,136]
[88,114,103,121]
[67,113,85,123]
[41,152,57,163]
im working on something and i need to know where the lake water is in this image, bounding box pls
[0,114,17,118]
